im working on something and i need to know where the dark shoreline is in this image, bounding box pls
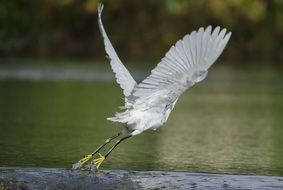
[1,167,283,190]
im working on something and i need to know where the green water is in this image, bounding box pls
[0,64,283,176]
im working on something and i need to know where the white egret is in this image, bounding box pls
[73,3,231,170]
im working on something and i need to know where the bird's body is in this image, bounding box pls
[73,3,231,170]
[109,97,178,135]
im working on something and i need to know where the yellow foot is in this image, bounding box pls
[79,154,92,165]
[72,154,92,170]
[92,153,105,168]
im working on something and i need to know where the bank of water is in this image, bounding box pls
[1,167,283,190]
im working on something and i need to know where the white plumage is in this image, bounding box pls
[72,4,232,170]
[98,4,231,136]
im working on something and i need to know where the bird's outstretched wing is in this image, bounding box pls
[133,26,231,105]
[98,4,137,99]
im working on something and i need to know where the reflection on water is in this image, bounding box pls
[0,64,282,176]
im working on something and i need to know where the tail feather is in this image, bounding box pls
[107,110,130,123]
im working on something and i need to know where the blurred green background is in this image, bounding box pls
[0,0,283,176]
[0,0,283,63]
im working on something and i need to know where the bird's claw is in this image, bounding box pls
[72,154,92,170]
[92,153,105,168]
[72,153,105,170]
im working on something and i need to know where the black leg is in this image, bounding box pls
[105,134,132,158]
[91,132,122,156]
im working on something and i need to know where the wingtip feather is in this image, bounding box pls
[97,3,104,15]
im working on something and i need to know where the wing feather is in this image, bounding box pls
[133,26,231,105]
[97,4,136,99]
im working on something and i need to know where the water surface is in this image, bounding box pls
[0,63,282,176]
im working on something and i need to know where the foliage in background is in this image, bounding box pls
[0,0,283,63]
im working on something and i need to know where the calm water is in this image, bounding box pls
[0,64,283,176]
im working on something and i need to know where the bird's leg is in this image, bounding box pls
[91,132,122,156]
[92,134,132,168]
[72,132,122,170]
